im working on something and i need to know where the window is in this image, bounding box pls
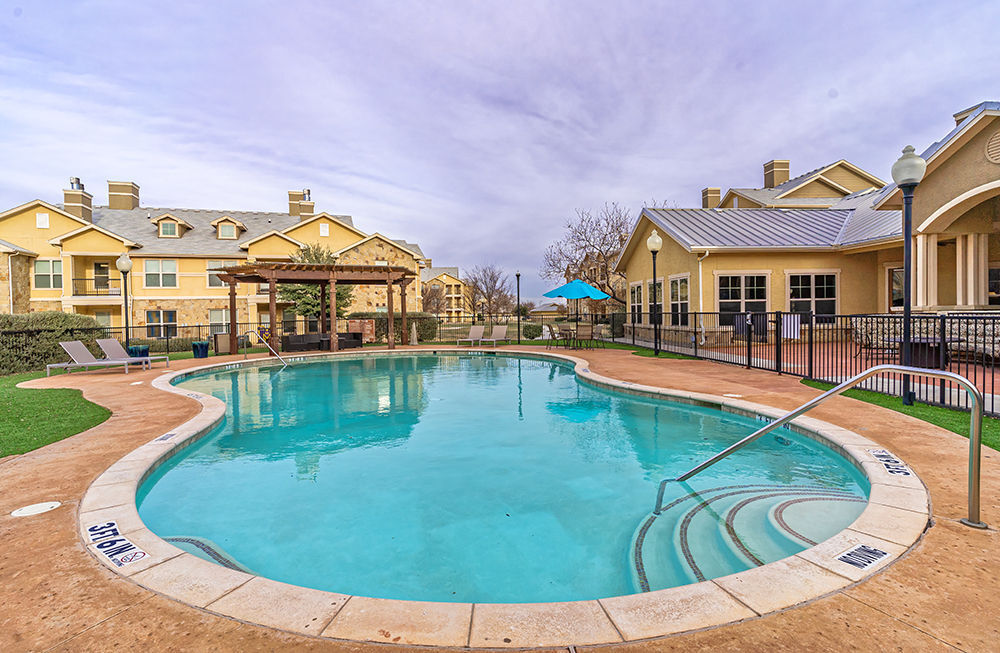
[718,274,767,319]
[207,260,237,287]
[159,221,178,237]
[630,284,642,322]
[36,212,49,229]
[94,310,112,327]
[989,268,1000,305]
[319,223,329,237]
[669,276,689,326]
[145,310,177,338]
[647,279,662,324]
[145,260,177,287]
[889,268,904,308]
[34,259,62,289]
[209,309,230,335]
[789,273,837,320]
[217,223,237,239]
[93,262,110,291]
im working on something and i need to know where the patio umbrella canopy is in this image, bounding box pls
[543,279,610,323]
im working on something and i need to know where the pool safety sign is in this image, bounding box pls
[867,449,912,476]
[87,521,148,567]
[836,544,889,570]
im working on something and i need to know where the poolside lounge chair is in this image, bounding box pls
[480,325,509,348]
[46,341,143,377]
[97,338,169,369]
[457,325,485,346]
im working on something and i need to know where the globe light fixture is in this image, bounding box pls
[116,252,133,348]
[646,229,662,355]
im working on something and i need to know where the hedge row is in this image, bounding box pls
[0,312,104,375]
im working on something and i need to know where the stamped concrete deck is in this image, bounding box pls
[1,348,997,652]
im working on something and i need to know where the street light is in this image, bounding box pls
[891,145,927,405]
[646,229,663,356]
[515,271,521,344]
[115,252,133,350]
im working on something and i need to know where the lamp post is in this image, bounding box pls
[115,252,133,350]
[646,229,663,356]
[515,271,521,344]
[891,145,927,406]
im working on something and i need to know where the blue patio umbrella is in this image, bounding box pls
[543,279,611,323]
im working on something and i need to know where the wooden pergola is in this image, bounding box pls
[215,262,417,355]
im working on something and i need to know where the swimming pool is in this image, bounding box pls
[137,353,869,604]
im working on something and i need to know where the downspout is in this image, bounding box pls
[697,251,710,345]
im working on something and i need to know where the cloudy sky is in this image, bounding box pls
[1,1,998,298]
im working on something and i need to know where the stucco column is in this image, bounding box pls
[915,234,939,308]
[978,233,989,305]
[386,276,395,350]
[956,234,967,306]
[400,283,408,346]
[915,234,926,307]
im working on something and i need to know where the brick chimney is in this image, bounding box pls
[701,187,721,209]
[63,177,93,221]
[297,189,314,220]
[108,181,140,209]
[288,190,304,216]
[763,160,790,188]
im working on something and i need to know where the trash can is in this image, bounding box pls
[192,341,210,358]
[128,344,150,358]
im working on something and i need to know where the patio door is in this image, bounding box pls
[94,262,110,291]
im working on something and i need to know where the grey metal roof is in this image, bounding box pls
[0,238,36,255]
[420,266,460,282]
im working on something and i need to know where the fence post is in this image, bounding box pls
[807,312,814,380]
[939,314,947,406]
[745,313,752,369]
[693,313,699,358]
[774,312,783,374]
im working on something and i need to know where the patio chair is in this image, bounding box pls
[457,325,485,347]
[480,324,509,348]
[544,324,560,349]
[46,341,142,377]
[556,324,575,348]
[593,323,608,348]
[576,324,594,349]
[97,338,169,369]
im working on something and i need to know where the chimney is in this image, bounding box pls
[63,177,93,222]
[763,160,790,188]
[701,187,721,209]
[108,180,140,209]
[288,190,304,216]
[297,188,314,220]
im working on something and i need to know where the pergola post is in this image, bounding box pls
[268,275,278,356]
[400,282,408,346]
[228,279,238,355]
[330,271,338,352]
[319,282,328,335]
[386,275,395,350]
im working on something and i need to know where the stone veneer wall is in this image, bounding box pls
[0,253,32,314]
[336,239,422,314]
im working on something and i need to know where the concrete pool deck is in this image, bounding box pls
[1,348,997,651]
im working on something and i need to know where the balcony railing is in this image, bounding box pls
[73,277,122,296]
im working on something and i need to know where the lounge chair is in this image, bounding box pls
[46,341,143,376]
[480,325,509,348]
[97,338,169,369]
[457,325,485,346]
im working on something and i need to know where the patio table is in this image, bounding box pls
[889,337,964,369]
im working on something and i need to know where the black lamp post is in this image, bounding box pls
[646,229,663,356]
[515,271,521,344]
[115,252,133,350]
[891,145,927,406]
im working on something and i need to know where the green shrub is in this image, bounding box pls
[346,311,440,342]
[523,324,543,340]
[0,312,104,374]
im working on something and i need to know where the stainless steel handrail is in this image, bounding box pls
[241,330,288,368]
[671,364,987,529]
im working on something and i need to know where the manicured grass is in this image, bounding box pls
[801,378,1000,452]
[0,371,112,458]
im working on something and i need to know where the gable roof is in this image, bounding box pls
[238,230,306,250]
[0,239,37,255]
[0,199,91,227]
[421,266,460,282]
[285,212,366,239]
[210,215,247,230]
[334,233,423,259]
[150,212,194,229]
[48,222,140,248]
[720,160,885,208]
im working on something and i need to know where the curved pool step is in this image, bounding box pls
[163,535,254,573]
[631,484,866,592]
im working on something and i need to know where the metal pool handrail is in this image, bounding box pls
[669,364,987,529]
[241,331,288,368]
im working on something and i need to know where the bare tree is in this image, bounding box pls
[463,264,514,319]
[540,202,631,306]
[422,284,446,315]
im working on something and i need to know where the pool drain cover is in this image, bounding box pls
[11,501,61,517]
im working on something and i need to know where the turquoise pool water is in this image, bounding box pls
[137,353,869,603]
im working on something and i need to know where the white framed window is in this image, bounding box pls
[217,223,237,239]
[669,274,690,326]
[158,221,178,237]
[144,259,178,287]
[646,278,662,324]
[94,310,112,327]
[629,282,642,322]
[718,273,768,321]
[209,309,230,334]
[788,272,838,321]
[145,310,177,338]
[33,259,62,289]
[207,260,238,287]
[319,223,330,237]
[36,212,49,229]
[889,267,904,309]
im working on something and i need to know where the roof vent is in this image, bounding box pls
[986,131,1000,164]
[303,188,311,201]
[69,177,84,191]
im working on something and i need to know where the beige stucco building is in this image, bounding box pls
[0,180,428,332]
[615,102,1000,329]
[420,266,468,322]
